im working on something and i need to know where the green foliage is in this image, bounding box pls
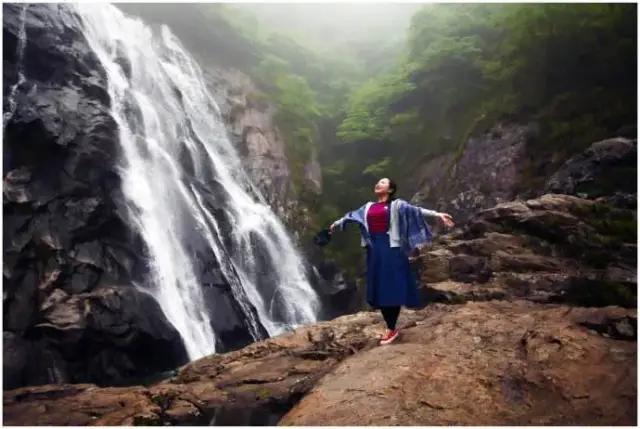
[338,3,636,173]
[248,46,325,188]
[323,160,346,178]
[337,69,415,143]
[274,74,321,122]
[254,54,290,86]
[362,157,391,177]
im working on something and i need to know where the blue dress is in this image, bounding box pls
[365,209,422,309]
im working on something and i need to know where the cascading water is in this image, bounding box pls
[3,4,28,129]
[74,4,321,360]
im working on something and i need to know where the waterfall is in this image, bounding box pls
[4,4,28,129]
[74,4,321,360]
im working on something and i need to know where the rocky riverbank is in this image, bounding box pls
[3,300,635,425]
[4,191,636,425]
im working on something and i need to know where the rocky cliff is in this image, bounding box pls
[410,121,636,226]
[411,122,536,224]
[3,3,188,389]
[2,3,330,392]
[4,191,636,425]
[204,66,355,319]
[415,135,636,309]
[204,67,323,238]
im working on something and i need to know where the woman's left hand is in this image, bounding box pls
[437,212,455,228]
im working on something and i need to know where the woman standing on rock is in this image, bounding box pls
[329,178,454,345]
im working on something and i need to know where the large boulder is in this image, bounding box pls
[3,300,636,425]
[546,137,637,202]
[281,301,636,425]
[4,285,188,389]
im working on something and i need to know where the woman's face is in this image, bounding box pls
[374,178,391,196]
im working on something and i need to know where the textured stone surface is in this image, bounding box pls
[411,128,636,227]
[411,122,535,225]
[2,3,188,389]
[203,65,353,321]
[3,3,353,391]
[203,66,322,232]
[3,301,636,425]
[546,137,637,200]
[416,193,636,308]
[281,301,636,426]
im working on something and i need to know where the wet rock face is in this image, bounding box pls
[203,66,350,317]
[202,66,325,239]
[4,3,338,392]
[546,137,637,202]
[204,67,298,222]
[3,3,188,389]
[3,301,636,425]
[411,127,636,227]
[307,260,364,320]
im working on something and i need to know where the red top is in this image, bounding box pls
[367,201,390,233]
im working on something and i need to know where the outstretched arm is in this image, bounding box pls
[329,216,346,234]
[419,207,440,218]
[329,203,365,234]
[417,205,455,228]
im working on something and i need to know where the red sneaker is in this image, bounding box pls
[379,329,399,345]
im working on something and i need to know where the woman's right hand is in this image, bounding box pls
[329,222,337,234]
[435,212,455,228]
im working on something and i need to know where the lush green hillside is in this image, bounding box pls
[336,3,636,194]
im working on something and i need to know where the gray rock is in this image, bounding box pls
[417,193,636,306]
[411,122,533,224]
[546,137,637,198]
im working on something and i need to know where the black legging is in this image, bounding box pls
[380,305,401,330]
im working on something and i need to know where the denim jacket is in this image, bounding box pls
[331,198,439,254]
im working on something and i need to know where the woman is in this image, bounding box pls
[329,177,454,345]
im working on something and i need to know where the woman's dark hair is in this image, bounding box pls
[387,178,398,201]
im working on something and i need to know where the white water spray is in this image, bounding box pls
[74,4,320,360]
[4,4,28,129]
